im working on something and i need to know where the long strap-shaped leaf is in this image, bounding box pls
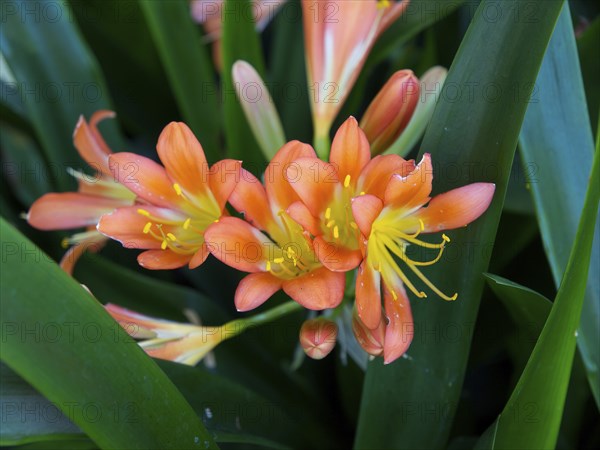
[0,0,123,192]
[0,219,217,449]
[140,0,221,162]
[476,114,600,450]
[519,3,599,408]
[355,1,565,448]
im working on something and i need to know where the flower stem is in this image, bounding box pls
[225,301,303,337]
[313,128,331,160]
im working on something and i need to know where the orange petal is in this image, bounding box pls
[109,153,181,208]
[229,168,274,231]
[265,140,316,211]
[352,308,384,356]
[73,111,115,174]
[313,236,362,271]
[208,159,242,210]
[358,154,414,199]
[97,206,165,249]
[285,157,337,218]
[156,122,209,197]
[28,192,128,230]
[329,117,371,185]
[351,194,383,238]
[138,249,192,270]
[235,272,283,312]
[383,283,414,365]
[204,217,269,273]
[414,182,496,232]
[59,233,107,275]
[355,261,382,330]
[189,242,210,269]
[283,267,344,310]
[287,201,321,236]
[384,153,433,211]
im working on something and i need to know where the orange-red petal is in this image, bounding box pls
[265,140,316,211]
[235,272,283,312]
[313,236,362,271]
[358,154,415,199]
[287,201,321,236]
[384,153,433,211]
[204,216,270,273]
[229,168,274,231]
[329,117,371,185]
[286,157,337,218]
[156,122,209,197]
[351,194,383,238]
[73,110,115,174]
[283,267,344,310]
[355,261,382,330]
[414,182,496,232]
[137,249,192,270]
[189,243,210,269]
[97,206,165,249]
[208,159,242,210]
[383,284,414,364]
[28,192,128,230]
[109,153,181,208]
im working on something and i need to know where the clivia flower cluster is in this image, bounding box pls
[27,0,495,366]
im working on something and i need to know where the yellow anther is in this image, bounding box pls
[161,240,168,250]
[274,257,285,264]
[442,234,450,243]
[333,226,340,239]
[449,293,458,301]
[359,191,366,196]
[420,292,428,298]
[137,209,150,217]
[418,219,425,232]
[350,222,358,230]
[391,290,398,300]
[266,261,271,271]
[325,207,332,220]
[61,238,69,249]
[173,183,182,196]
[183,218,191,230]
[377,0,391,9]
[343,174,351,188]
[143,222,152,234]
[326,220,335,228]
[167,233,177,241]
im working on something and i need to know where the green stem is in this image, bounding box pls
[225,301,303,338]
[313,128,331,160]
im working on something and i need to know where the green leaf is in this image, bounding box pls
[355,1,565,448]
[0,218,217,449]
[518,3,600,408]
[475,109,600,450]
[0,0,123,191]
[140,0,221,162]
[577,17,600,137]
[221,0,267,168]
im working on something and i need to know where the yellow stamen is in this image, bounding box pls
[326,220,335,228]
[350,222,358,230]
[143,222,152,234]
[343,174,351,188]
[325,207,332,220]
[167,233,177,241]
[137,209,150,217]
[377,0,391,9]
[274,257,285,264]
[183,218,191,230]
[333,226,340,239]
[161,240,168,250]
[173,183,182,196]
[266,261,271,271]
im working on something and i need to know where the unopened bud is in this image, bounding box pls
[299,318,338,360]
[360,70,420,155]
[352,308,385,356]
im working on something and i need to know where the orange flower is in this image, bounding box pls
[106,304,228,366]
[285,117,414,272]
[204,141,345,312]
[351,154,495,363]
[98,122,241,270]
[303,0,410,146]
[27,111,135,274]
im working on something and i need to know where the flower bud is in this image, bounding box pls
[299,318,338,360]
[352,308,385,357]
[359,70,420,155]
